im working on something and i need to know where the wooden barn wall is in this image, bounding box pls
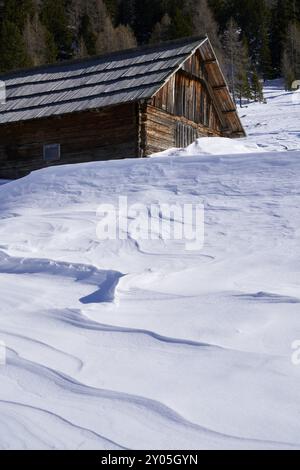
[151,50,223,138]
[0,103,137,179]
[139,104,221,156]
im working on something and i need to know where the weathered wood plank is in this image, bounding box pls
[0,103,138,178]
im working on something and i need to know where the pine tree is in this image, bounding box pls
[134,0,165,43]
[270,0,290,76]
[23,10,57,66]
[103,0,118,23]
[282,20,300,89]
[260,20,273,79]
[79,14,97,55]
[210,0,274,78]
[3,0,34,30]
[169,7,193,39]
[236,41,252,106]
[269,0,300,76]
[40,0,73,59]
[0,20,30,71]
[1,0,299,82]
[117,0,136,30]
[113,24,137,50]
[223,18,240,103]
[223,18,251,105]
[186,0,220,45]
[150,13,172,44]
[208,0,234,32]
[251,68,264,102]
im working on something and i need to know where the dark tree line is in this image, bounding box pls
[1,0,300,102]
[209,0,300,92]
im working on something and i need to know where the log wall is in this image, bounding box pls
[0,103,137,179]
[139,104,221,156]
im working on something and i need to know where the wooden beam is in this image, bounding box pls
[199,77,227,129]
[202,58,217,65]
[213,84,227,91]
[222,109,237,114]
[198,36,246,137]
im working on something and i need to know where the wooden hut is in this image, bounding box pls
[0,36,245,179]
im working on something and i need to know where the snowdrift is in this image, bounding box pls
[0,81,300,449]
[0,148,300,449]
[152,137,263,158]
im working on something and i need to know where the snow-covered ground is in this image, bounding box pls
[0,81,300,450]
[242,79,300,152]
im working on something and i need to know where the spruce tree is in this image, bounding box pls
[103,0,118,23]
[79,14,97,56]
[3,0,34,30]
[134,0,164,44]
[169,7,193,39]
[1,0,299,82]
[270,0,290,76]
[150,14,172,44]
[117,0,136,31]
[251,68,264,102]
[223,18,240,103]
[223,18,251,106]
[236,41,252,106]
[0,20,30,71]
[282,20,300,89]
[40,0,73,59]
[23,9,57,66]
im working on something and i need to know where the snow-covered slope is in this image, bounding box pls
[241,79,300,152]
[0,81,300,450]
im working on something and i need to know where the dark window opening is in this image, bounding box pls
[43,144,61,162]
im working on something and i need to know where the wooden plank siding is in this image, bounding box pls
[152,72,222,133]
[145,49,223,154]
[139,104,221,156]
[0,103,137,179]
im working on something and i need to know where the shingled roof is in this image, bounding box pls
[0,36,245,136]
